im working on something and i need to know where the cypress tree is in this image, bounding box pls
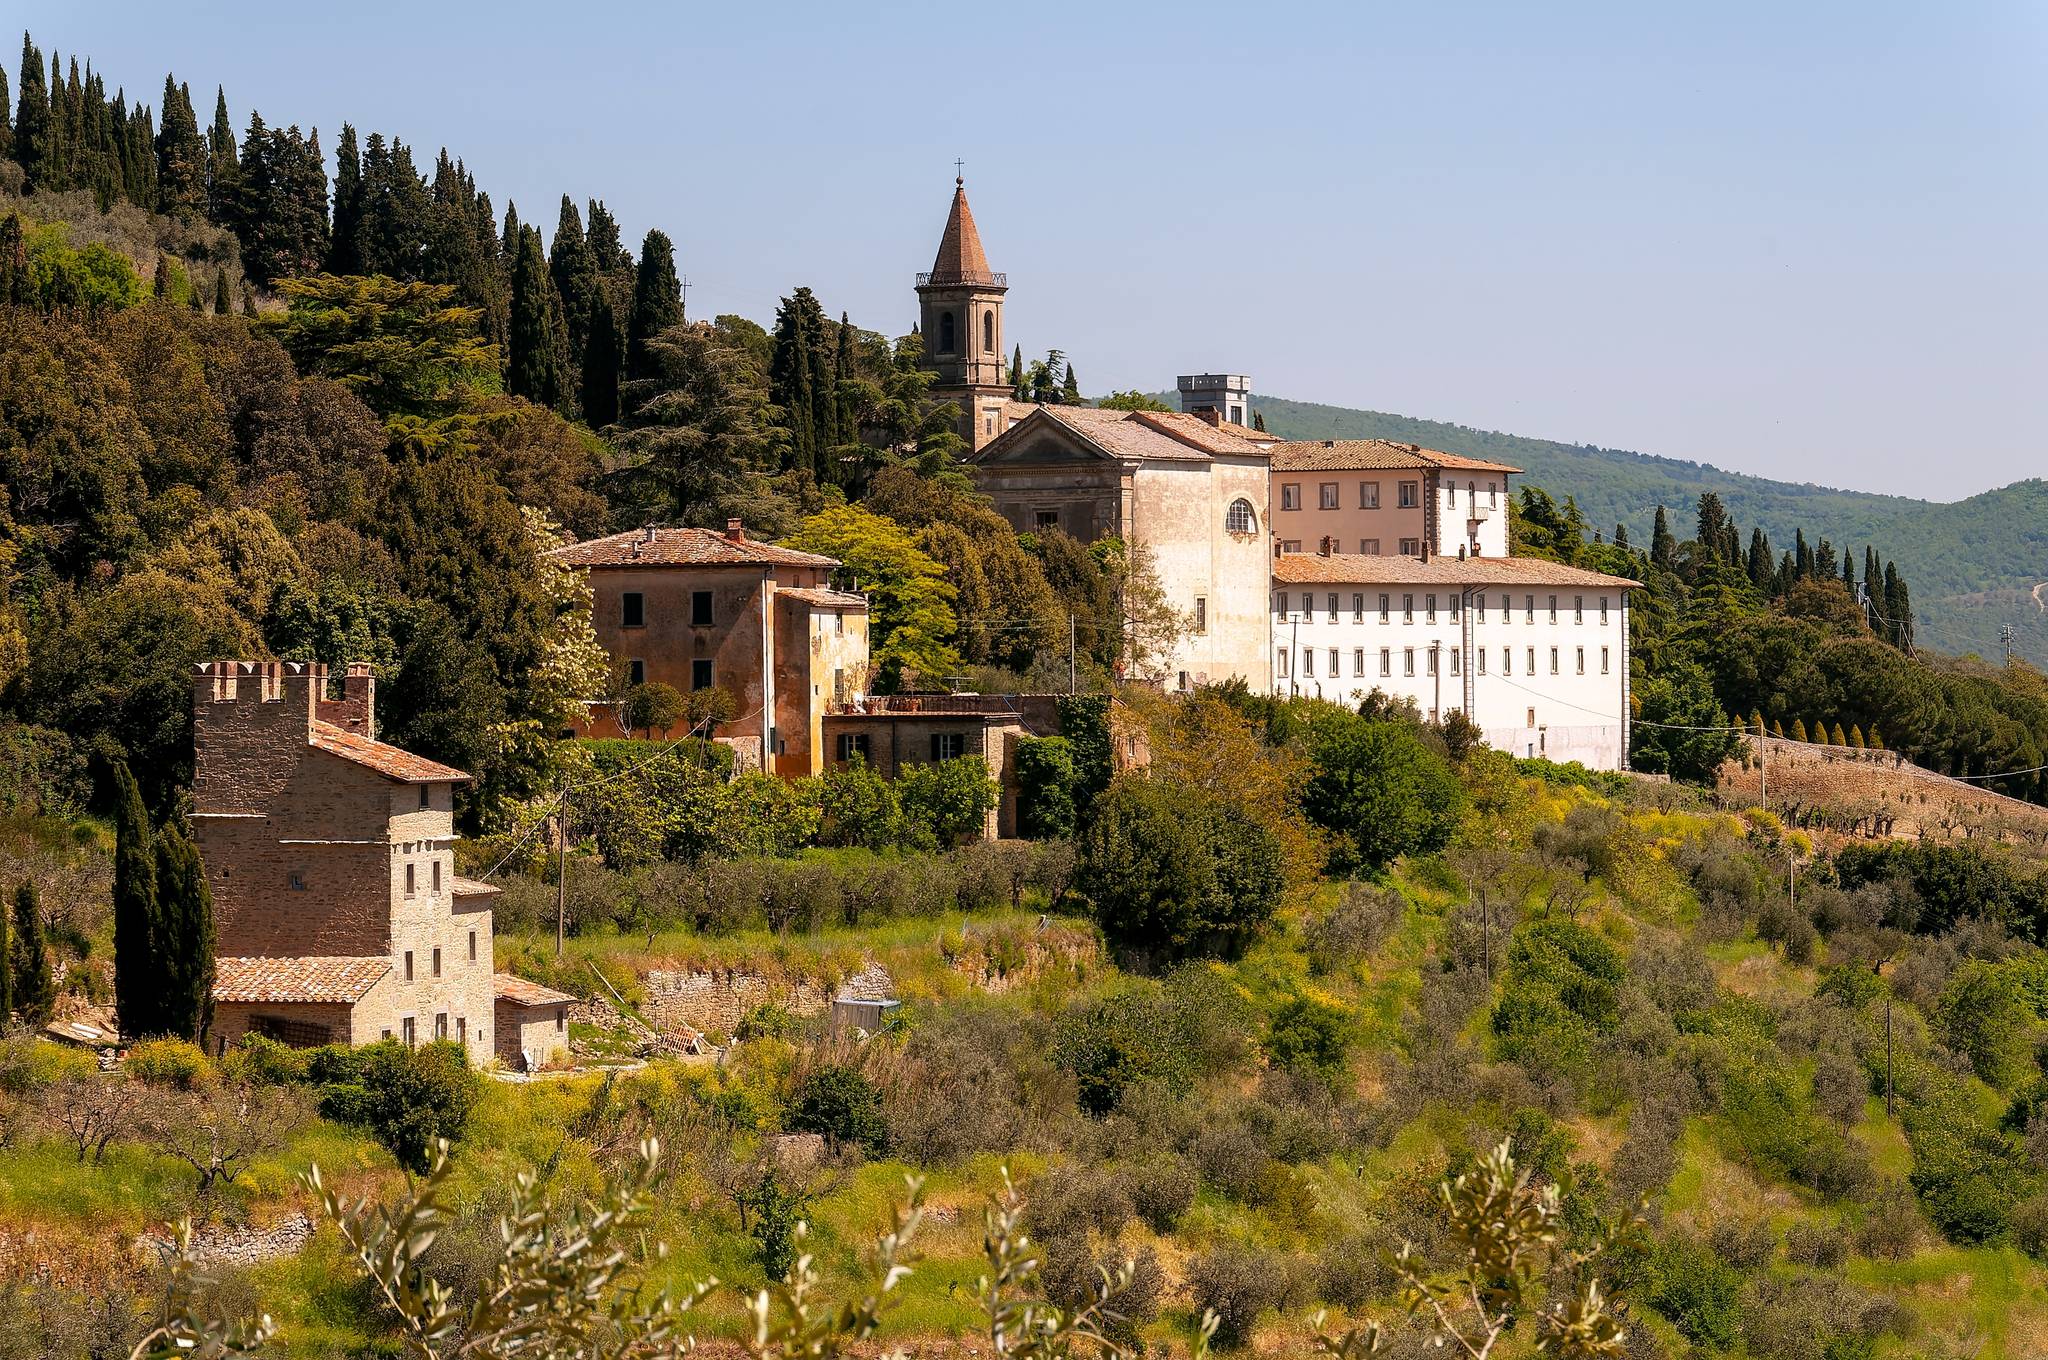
[769,287,821,475]
[549,195,599,373]
[291,126,331,271]
[1790,718,1808,743]
[154,76,207,214]
[186,279,202,310]
[1771,719,1785,739]
[832,311,855,450]
[14,34,50,190]
[1864,547,1881,602]
[580,292,622,428]
[356,134,428,278]
[1061,361,1081,403]
[0,60,12,163]
[152,826,216,1043]
[1793,528,1811,580]
[152,254,174,300]
[1746,527,1772,589]
[0,214,27,306]
[1848,724,1866,750]
[1884,563,1912,651]
[110,760,160,1039]
[1841,548,1856,594]
[1868,727,1884,751]
[205,85,239,226]
[1649,506,1675,571]
[1613,522,1629,552]
[1749,709,1765,734]
[1830,722,1848,747]
[500,197,521,262]
[328,123,364,273]
[1009,342,1024,392]
[11,882,55,1026]
[586,199,629,271]
[1252,410,1267,433]
[626,229,683,380]
[508,225,560,407]
[213,267,230,314]
[1694,493,1728,555]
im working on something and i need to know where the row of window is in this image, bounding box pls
[621,590,715,629]
[1276,645,1611,679]
[400,930,480,982]
[934,309,996,356]
[834,732,968,763]
[625,658,717,690]
[1275,538,1416,556]
[401,859,445,897]
[1276,480,1502,513]
[1273,591,1612,625]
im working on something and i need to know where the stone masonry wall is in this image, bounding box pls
[1717,735,2048,845]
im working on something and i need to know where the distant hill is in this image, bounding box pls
[1151,391,2048,666]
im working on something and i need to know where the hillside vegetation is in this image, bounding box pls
[1228,392,2048,667]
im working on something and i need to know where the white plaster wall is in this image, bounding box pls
[1435,475,1512,558]
[1269,578,1629,770]
[1131,457,1271,690]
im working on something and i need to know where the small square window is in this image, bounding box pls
[1359,481,1380,510]
[690,590,714,626]
[1318,482,1340,510]
[930,732,966,761]
[836,732,871,762]
[418,784,431,810]
[1361,538,1380,555]
[621,591,645,628]
[628,658,646,686]
[1281,483,1301,511]
[691,659,714,690]
[1399,537,1420,556]
[1035,509,1061,530]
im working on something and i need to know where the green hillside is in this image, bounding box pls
[1223,393,2048,666]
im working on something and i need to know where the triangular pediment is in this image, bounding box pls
[971,409,1115,467]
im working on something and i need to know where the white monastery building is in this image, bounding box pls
[1271,552,1639,769]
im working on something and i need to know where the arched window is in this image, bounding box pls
[1225,498,1257,535]
[938,311,956,354]
[983,310,995,352]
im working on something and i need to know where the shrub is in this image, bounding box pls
[317,1040,479,1173]
[1303,881,1403,975]
[124,1038,214,1089]
[1645,1234,1743,1349]
[1934,960,2034,1091]
[223,1033,313,1085]
[785,1064,889,1156]
[814,756,900,851]
[1262,993,1350,1080]
[2009,1193,2048,1258]
[1855,1180,1923,1260]
[1079,776,1284,966]
[1185,1246,1285,1350]
[1014,736,1078,840]
[1301,711,1465,872]
[1126,1156,1197,1232]
[1315,1231,1396,1308]
[1491,920,1626,1074]
[1052,985,1200,1116]
[1191,1117,1271,1202]
[1783,1221,1848,1268]
[895,756,998,849]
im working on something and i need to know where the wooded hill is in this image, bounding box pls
[1217,393,2048,668]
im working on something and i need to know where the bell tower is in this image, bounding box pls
[916,175,1010,451]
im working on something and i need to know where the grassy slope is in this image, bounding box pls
[7,793,2048,1354]
[1148,390,2048,666]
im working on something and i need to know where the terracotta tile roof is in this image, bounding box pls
[214,956,392,1004]
[779,587,869,609]
[450,876,501,898]
[1273,552,1641,589]
[926,182,997,285]
[310,721,471,784]
[547,525,838,570]
[1009,406,1270,465]
[494,973,577,1007]
[1218,419,1275,443]
[1269,440,1522,475]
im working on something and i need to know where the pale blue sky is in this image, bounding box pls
[24,1,2048,499]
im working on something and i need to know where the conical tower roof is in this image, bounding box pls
[924,179,1001,287]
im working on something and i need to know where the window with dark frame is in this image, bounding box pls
[691,659,714,690]
[621,591,645,627]
[690,590,714,626]
[930,732,966,761]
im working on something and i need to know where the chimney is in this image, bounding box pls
[1319,536,1334,557]
[726,518,746,542]
[319,660,377,738]
[641,523,657,543]
[1322,440,1335,448]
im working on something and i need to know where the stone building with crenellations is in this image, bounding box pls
[190,659,567,1060]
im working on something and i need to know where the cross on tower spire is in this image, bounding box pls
[954,157,965,185]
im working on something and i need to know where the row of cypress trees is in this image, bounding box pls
[0,881,57,1028]
[110,760,216,1043]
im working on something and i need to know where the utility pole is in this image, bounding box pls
[555,783,570,959]
[1759,716,1768,809]
[1068,613,1077,695]
[2002,622,2018,668]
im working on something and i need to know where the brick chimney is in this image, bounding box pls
[1319,536,1334,556]
[318,660,376,738]
[725,518,746,542]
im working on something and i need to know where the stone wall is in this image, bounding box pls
[1717,736,2048,845]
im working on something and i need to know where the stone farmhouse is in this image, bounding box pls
[192,659,571,1065]
[547,520,871,776]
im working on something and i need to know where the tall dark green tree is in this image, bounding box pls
[507,224,561,408]
[581,292,623,428]
[1746,527,1773,589]
[328,122,365,274]
[154,76,206,214]
[110,759,160,1038]
[204,85,239,225]
[1884,562,1913,652]
[0,881,8,1022]
[10,882,55,1026]
[586,199,630,271]
[626,229,683,381]
[152,825,217,1043]
[1061,361,1081,403]
[14,34,50,190]
[0,60,11,162]
[1650,508,1677,572]
[356,133,430,278]
[549,195,600,374]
